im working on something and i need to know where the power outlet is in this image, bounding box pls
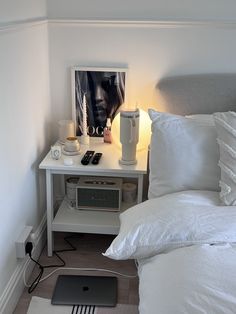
[15,226,33,259]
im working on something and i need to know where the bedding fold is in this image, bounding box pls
[104,190,236,260]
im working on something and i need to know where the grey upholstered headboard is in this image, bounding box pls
[156,74,236,115]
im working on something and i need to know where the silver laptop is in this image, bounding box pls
[51,275,117,307]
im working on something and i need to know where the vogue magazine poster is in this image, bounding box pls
[72,67,127,137]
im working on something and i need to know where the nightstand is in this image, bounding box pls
[39,140,148,256]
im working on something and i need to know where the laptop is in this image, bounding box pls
[51,275,117,307]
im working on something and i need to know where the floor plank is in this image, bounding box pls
[13,233,139,314]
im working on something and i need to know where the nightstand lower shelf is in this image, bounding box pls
[52,199,136,234]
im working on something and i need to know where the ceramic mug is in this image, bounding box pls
[64,137,80,152]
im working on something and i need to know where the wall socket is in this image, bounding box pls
[15,226,33,259]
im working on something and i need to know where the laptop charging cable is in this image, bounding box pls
[25,236,76,293]
[24,238,137,293]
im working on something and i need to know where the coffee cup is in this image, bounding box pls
[64,137,80,152]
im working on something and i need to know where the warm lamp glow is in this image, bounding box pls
[112,109,151,151]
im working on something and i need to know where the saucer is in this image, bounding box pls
[62,147,80,156]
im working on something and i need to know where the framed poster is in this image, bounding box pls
[71,66,127,137]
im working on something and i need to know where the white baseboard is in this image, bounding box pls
[0,214,47,314]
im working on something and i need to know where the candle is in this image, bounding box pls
[82,93,87,136]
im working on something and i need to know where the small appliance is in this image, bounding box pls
[119,108,140,165]
[76,177,122,211]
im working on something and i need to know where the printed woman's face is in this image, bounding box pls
[75,70,125,136]
[93,76,109,124]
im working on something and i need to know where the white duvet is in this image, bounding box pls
[104,190,236,313]
[138,243,236,314]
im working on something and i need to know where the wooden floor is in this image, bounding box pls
[13,232,139,314]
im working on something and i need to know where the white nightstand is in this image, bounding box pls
[39,140,148,256]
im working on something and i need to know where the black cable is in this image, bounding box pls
[27,235,79,293]
[27,263,44,293]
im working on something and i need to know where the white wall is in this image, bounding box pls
[48,21,236,137]
[0,1,51,310]
[0,0,47,23]
[47,1,236,140]
[47,0,236,20]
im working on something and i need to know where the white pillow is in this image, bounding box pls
[148,110,220,198]
[104,190,236,260]
[213,111,236,205]
[186,114,215,124]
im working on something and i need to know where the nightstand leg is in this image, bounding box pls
[137,175,144,203]
[46,170,54,256]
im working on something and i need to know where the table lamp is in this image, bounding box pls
[112,108,151,157]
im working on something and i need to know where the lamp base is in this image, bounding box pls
[119,158,137,165]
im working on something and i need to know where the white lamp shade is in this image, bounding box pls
[112,109,151,151]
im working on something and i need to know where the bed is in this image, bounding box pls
[104,74,236,313]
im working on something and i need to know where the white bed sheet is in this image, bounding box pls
[138,243,236,314]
